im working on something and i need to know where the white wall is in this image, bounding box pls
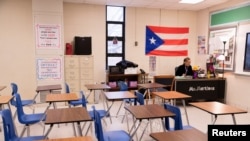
[126,8,197,75]
[64,3,197,83]
[196,0,250,110]
[0,0,35,99]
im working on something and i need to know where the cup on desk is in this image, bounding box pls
[218,73,223,78]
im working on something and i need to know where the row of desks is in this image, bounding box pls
[1,83,248,141]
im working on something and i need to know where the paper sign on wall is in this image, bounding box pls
[36,57,62,80]
[36,24,61,49]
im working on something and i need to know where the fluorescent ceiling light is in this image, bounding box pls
[179,0,204,4]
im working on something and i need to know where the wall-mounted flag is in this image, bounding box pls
[145,25,189,56]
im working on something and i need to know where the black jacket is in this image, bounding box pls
[175,64,194,76]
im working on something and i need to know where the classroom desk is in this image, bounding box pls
[44,107,92,138]
[125,104,175,141]
[189,101,248,124]
[137,83,167,99]
[150,128,207,141]
[84,84,111,104]
[45,93,79,110]
[38,136,93,141]
[35,84,62,103]
[174,78,226,102]
[104,91,136,129]
[152,91,191,125]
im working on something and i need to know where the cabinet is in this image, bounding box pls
[106,73,140,91]
[64,55,94,94]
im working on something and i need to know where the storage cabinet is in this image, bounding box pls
[64,55,94,94]
[106,73,140,91]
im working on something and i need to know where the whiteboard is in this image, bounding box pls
[234,21,250,75]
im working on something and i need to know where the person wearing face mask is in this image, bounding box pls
[175,57,194,76]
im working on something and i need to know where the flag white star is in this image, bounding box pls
[149,37,156,44]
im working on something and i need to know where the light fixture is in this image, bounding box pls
[179,0,204,4]
[217,36,228,78]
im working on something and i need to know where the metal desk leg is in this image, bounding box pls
[161,118,166,132]
[44,124,54,139]
[139,120,150,141]
[101,90,106,111]
[182,99,189,125]
[77,122,82,136]
[7,103,18,135]
[130,120,142,139]
[212,115,218,125]
[105,99,114,124]
[232,114,236,125]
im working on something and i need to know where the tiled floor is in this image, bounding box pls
[1,97,250,141]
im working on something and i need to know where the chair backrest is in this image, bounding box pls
[65,82,70,93]
[0,109,18,141]
[92,106,105,141]
[14,93,26,124]
[80,91,87,108]
[117,81,128,91]
[10,83,18,106]
[134,91,144,105]
[164,103,183,130]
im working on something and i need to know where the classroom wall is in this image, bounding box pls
[64,3,197,82]
[196,0,250,111]
[0,0,35,99]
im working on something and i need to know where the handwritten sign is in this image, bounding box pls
[36,58,62,80]
[36,24,61,49]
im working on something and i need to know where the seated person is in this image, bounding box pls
[175,57,194,76]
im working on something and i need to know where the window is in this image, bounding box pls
[106,6,125,69]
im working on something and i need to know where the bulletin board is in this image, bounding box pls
[234,22,250,76]
[36,56,63,81]
[209,3,250,75]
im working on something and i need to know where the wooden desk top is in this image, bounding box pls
[150,128,207,141]
[152,91,191,100]
[84,84,111,90]
[137,83,167,89]
[0,85,7,91]
[0,95,13,104]
[38,136,93,141]
[36,84,62,92]
[104,91,136,100]
[45,107,92,124]
[46,93,79,103]
[189,101,248,115]
[125,104,175,120]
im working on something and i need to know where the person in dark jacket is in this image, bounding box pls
[175,57,194,76]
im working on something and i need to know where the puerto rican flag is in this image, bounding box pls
[145,25,189,56]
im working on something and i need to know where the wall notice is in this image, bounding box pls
[36,24,61,49]
[36,57,62,80]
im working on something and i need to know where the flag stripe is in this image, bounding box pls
[148,26,189,34]
[163,39,188,45]
[156,45,188,51]
[147,50,188,56]
[156,33,189,39]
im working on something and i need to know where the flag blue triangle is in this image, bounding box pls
[145,26,164,54]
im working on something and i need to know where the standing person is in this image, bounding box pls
[175,57,194,76]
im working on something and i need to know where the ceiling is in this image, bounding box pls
[63,0,230,11]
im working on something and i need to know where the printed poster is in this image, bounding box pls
[36,57,62,80]
[36,24,61,49]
